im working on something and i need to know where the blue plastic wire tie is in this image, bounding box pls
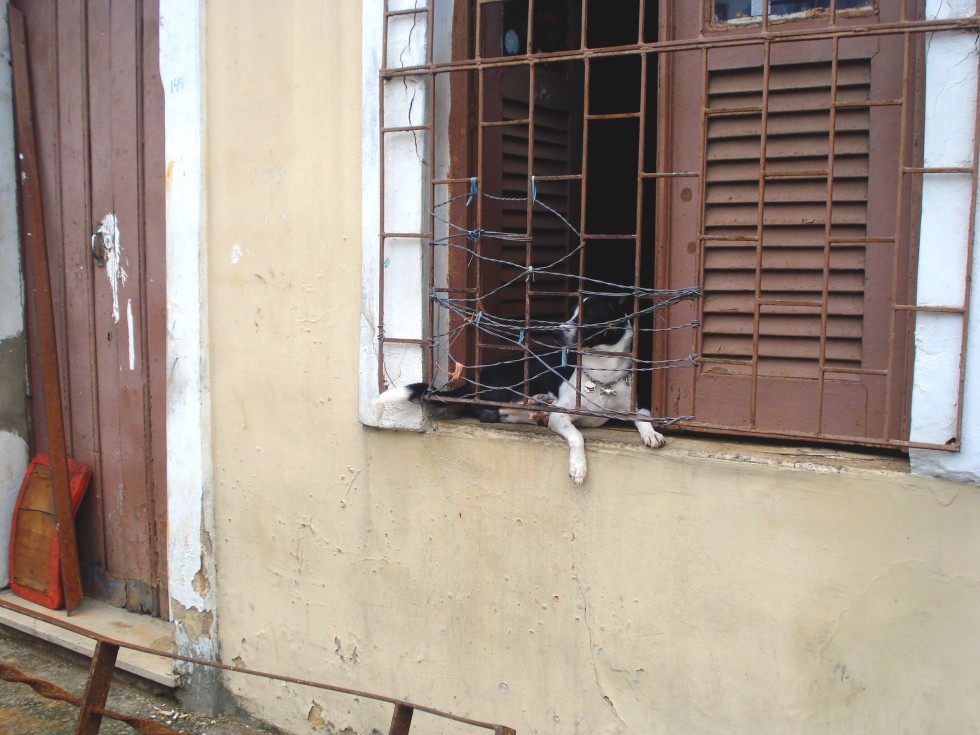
[475,311,483,326]
[518,329,525,346]
[467,177,478,206]
[561,348,568,366]
[530,175,537,202]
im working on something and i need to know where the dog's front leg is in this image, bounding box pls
[549,413,588,485]
[635,408,666,448]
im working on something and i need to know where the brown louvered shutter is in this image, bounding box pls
[481,68,580,330]
[701,58,870,376]
[661,5,918,445]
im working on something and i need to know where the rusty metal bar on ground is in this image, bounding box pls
[0,597,517,735]
[0,660,184,735]
[75,641,121,735]
[8,4,84,615]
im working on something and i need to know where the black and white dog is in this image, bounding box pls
[375,294,666,484]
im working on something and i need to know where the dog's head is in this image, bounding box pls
[558,294,633,350]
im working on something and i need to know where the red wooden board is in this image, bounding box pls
[9,454,91,609]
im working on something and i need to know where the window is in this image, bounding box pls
[370,0,978,451]
[714,0,872,23]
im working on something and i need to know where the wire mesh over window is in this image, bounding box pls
[377,0,980,450]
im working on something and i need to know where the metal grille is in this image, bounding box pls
[377,0,980,449]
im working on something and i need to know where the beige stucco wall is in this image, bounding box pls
[204,3,980,734]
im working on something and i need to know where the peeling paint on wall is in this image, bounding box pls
[306,701,326,728]
[192,560,210,596]
[172,598,215,642]
[160,0,221,714]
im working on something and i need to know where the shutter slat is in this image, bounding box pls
[706,178,868,204]
[705,246,865,270]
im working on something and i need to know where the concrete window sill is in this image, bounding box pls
[425,418,912,477]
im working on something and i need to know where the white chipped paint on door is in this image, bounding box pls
[97,212,127,323]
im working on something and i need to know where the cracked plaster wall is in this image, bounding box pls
[210,414,980,735]
[201,2,980,734]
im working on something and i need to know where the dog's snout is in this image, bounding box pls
[558,322,577,346]
[557,305,581,346]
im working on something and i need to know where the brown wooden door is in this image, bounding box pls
[16,0,167,615]
[660,1,919,445]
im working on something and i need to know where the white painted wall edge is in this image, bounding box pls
[359,0,426,432]
[358,0,383,427]
[0,1,23,341]
[159,0,218,660]
[0,1,28,589]
[909,164,980,483]
[909,1,980,482]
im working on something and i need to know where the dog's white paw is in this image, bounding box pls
[640,428,666,448]
[569,457,587,485]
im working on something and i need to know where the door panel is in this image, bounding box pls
[16,0,167,615]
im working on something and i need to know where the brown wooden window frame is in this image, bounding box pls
[375,0,980,451]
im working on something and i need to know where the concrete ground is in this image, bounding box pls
[0,623,281,735]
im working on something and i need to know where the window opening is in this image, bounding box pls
[376,0,980,450]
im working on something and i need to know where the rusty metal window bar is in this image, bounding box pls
[377,0,980,450]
